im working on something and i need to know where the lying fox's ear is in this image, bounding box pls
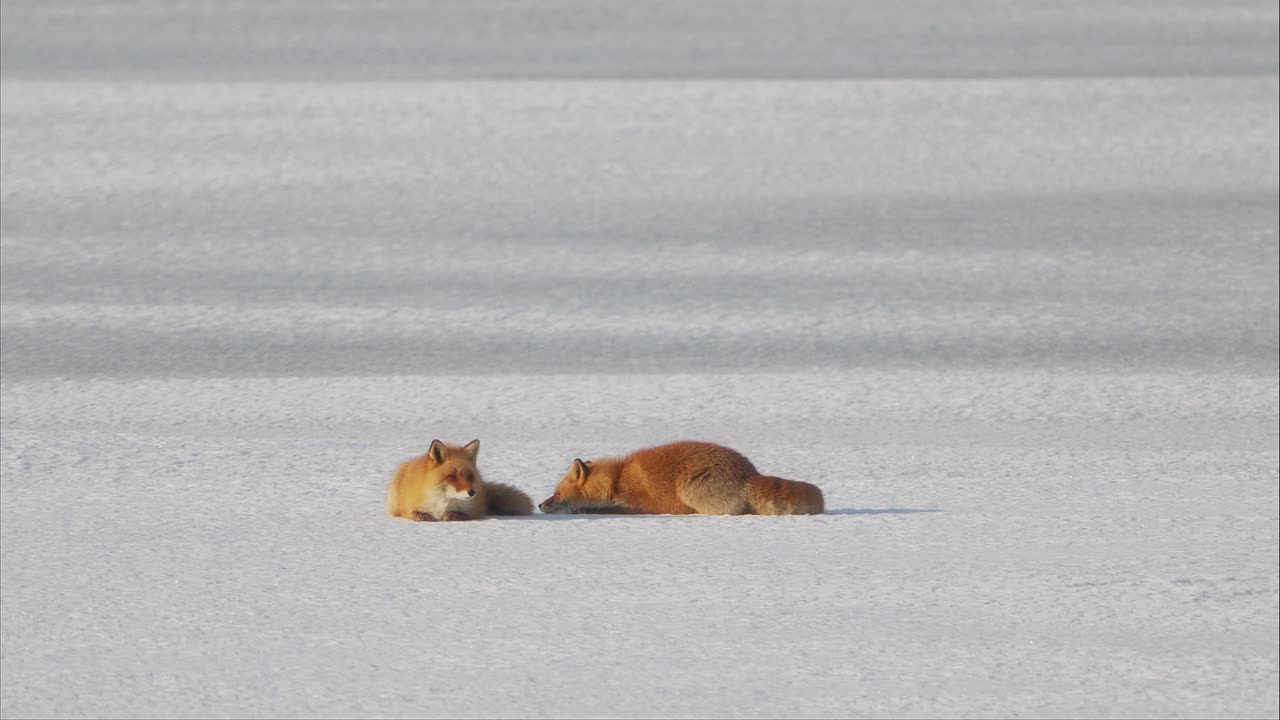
[428,439,446,464]
[462,439,480,462]
[572,458,590,481]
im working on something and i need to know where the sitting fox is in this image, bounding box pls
[539,441,824,516]
[387,439,533,521]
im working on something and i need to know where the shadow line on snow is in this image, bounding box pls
[519,507,940,520]
[825,508,941,516]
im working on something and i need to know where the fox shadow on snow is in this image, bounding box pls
[526,508,940,521]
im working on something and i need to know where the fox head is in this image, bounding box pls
[426,438,481,499]
[539,458,617,513]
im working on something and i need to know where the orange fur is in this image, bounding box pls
[387,439,533,521]
[539,441,824,516]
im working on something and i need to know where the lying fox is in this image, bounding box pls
[539,441,824,516]
[387,439,533,521]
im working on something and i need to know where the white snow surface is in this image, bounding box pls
[2,2,1278,718]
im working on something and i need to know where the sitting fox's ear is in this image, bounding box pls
[428,439,446,464]
[572,458,590,480]
[463,439,480,462]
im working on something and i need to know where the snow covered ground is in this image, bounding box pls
[2,2,1278,718]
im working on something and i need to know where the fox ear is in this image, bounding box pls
[572,458,589,481]
[428,439,446,464]
[462,439,480,462]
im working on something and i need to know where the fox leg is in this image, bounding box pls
[410,510,438,521]
[440,511,473,522]
[677,470,751,515]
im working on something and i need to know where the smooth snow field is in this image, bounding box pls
[1,2,1278,718]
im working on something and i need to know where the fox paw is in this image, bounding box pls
[440,511,471,522]
[411,511,438,522]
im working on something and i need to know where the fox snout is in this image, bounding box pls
[443,471,476,497]
[538,496,557,513]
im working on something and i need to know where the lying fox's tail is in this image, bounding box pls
[484,481,535,516]
[747,476,825,515]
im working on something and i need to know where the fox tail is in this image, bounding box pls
[485,481,535,516]
[747,475,825,515]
